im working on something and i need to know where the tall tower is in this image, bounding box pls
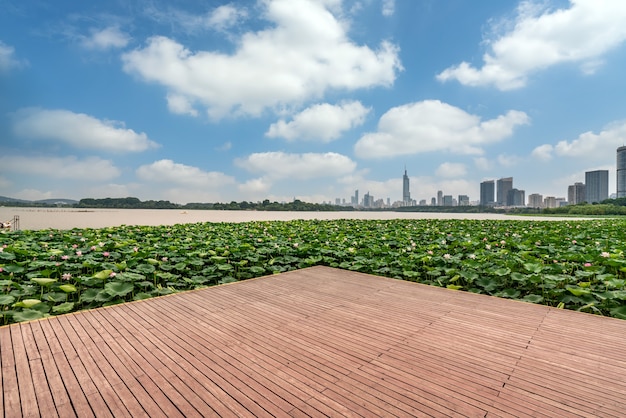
[618,147,626,198]
[480,180,495,206]
[402,168,410,205]
[585,170,609,203]
[437,190,443,206]
[497,177,513,206]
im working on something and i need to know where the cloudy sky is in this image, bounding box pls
[2,0,626,204]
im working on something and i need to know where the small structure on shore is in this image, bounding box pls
[0,215,19,231]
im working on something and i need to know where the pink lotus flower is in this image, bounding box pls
[103,252,110,257]
[601,252,610,258]
[109,272,117,278]
[584,263,592,267]
[161,257,168,262]
[443,254,451,259]
[133,247,138,252]
[61,255,69,260]
[76,251,82,256]
[62,273,72,280]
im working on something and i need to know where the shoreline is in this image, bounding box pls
[0,207,593,230]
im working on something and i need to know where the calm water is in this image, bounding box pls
[0,207,585,230]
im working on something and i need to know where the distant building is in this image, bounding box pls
[442,195,453,206]
[431,197,436,206]
[480,180,495,206]
[497,177,513,206]
[568,182,586,205]
[419,199,426,206]
[458,195,470,206]
[402,169,411,205]
[507,188,525,206]
[437,190,443,206]
[585,170,609,203]
[528,193,543,208]
[618,147,626,198]
[363,192,374,208]
[352,190,359,207]
[543,196,557,208]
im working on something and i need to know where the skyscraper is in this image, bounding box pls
[402,168,411,205]
[585,170,609,203]
[568,182,586,205]
[497,177,513,206]
[480,180,495,206]
[618,146,626,198]
[528,193,543,208]
[437,190,443,206]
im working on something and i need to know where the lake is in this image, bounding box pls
[0,207,584,230]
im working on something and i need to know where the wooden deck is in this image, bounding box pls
[2,266,626,417]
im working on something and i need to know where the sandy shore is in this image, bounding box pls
[0,207,590,230]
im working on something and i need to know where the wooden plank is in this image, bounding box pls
[1,326,21,418]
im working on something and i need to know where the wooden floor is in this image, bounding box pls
[2,266,626,417]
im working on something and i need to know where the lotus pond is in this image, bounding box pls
[1,218,626,324]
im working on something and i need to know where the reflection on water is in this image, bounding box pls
[0,207,583,230]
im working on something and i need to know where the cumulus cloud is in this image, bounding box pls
[136,159,235,188]
[144,3,247,34]
[474,157,491,170]
[12,108,159,152]
[123,0,401,118]
[80,26,130,50]
[0,156,120,181]
[238,178,272,195]
[435,162,467,178]
[437,1,626,90]
[236,151,357,180]
[354,100,529,158]
[534,120,626,161]
[382,0,395,17]
[167,94,199,117]
[531,143,554,161]
[0,40,26,72]
[266,101,370,142]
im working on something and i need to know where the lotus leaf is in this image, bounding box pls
[12,309,45,322]
[104,282,134,297]
[13,299,42,308]
[52,302,75,314]
[0,295,15,305]
[93,270,113,280]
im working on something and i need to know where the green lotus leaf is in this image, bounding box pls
[609,306,626,320]
[12,309,46,323]
[13,299,42,308]
[104,282,134,297]
[59,284,77,293]
[44,292,68,302]
[52,302,75,314]
[93,270,114,280]
[566,286,591,296]
[522,294,544,303]
[3,264,24,273]
[95,290,114,302]
[0,295,16,305]
[80,288,100,303]
[133,292,153,301]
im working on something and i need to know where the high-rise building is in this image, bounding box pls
[442,195,453,206]
[431,197,436,206]
[568,182,586,205]
[528,193,543,208]
[544,196,557,208]
[458,195,470,206]
[402,169,411,205]
[437,190,443,206]
[585,170,609,203]
[480,180,495,206]
[507,188,525,206]
[497,177,513,206]
[618,147,626,198]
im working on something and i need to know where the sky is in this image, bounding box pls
[2,0,626,205]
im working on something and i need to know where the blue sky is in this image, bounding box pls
[2,0,626,204]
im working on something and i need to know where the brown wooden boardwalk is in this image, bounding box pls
[2,266,626,417]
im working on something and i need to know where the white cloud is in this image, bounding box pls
[0,156,121,181]
[236,151,357,180]
[534,120,626,161]
[143,3,248,34]
[437,1,626,90]
[13,189,54,201]
[266,101,370,142]
[80,26,130,50]
[123,0,401,118]
[436,162,467,178]
[136,159,235,188]
[167,94,199,117]
[497,154,521,167]
[12,108,159,152]
[531,143,554,161]
[382,0,395,17]
[207,4,248,31]
[354,100,529,158]
[0,40,26,72]
[238,178,272,195]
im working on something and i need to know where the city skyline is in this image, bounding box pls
[2,1,626,204]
